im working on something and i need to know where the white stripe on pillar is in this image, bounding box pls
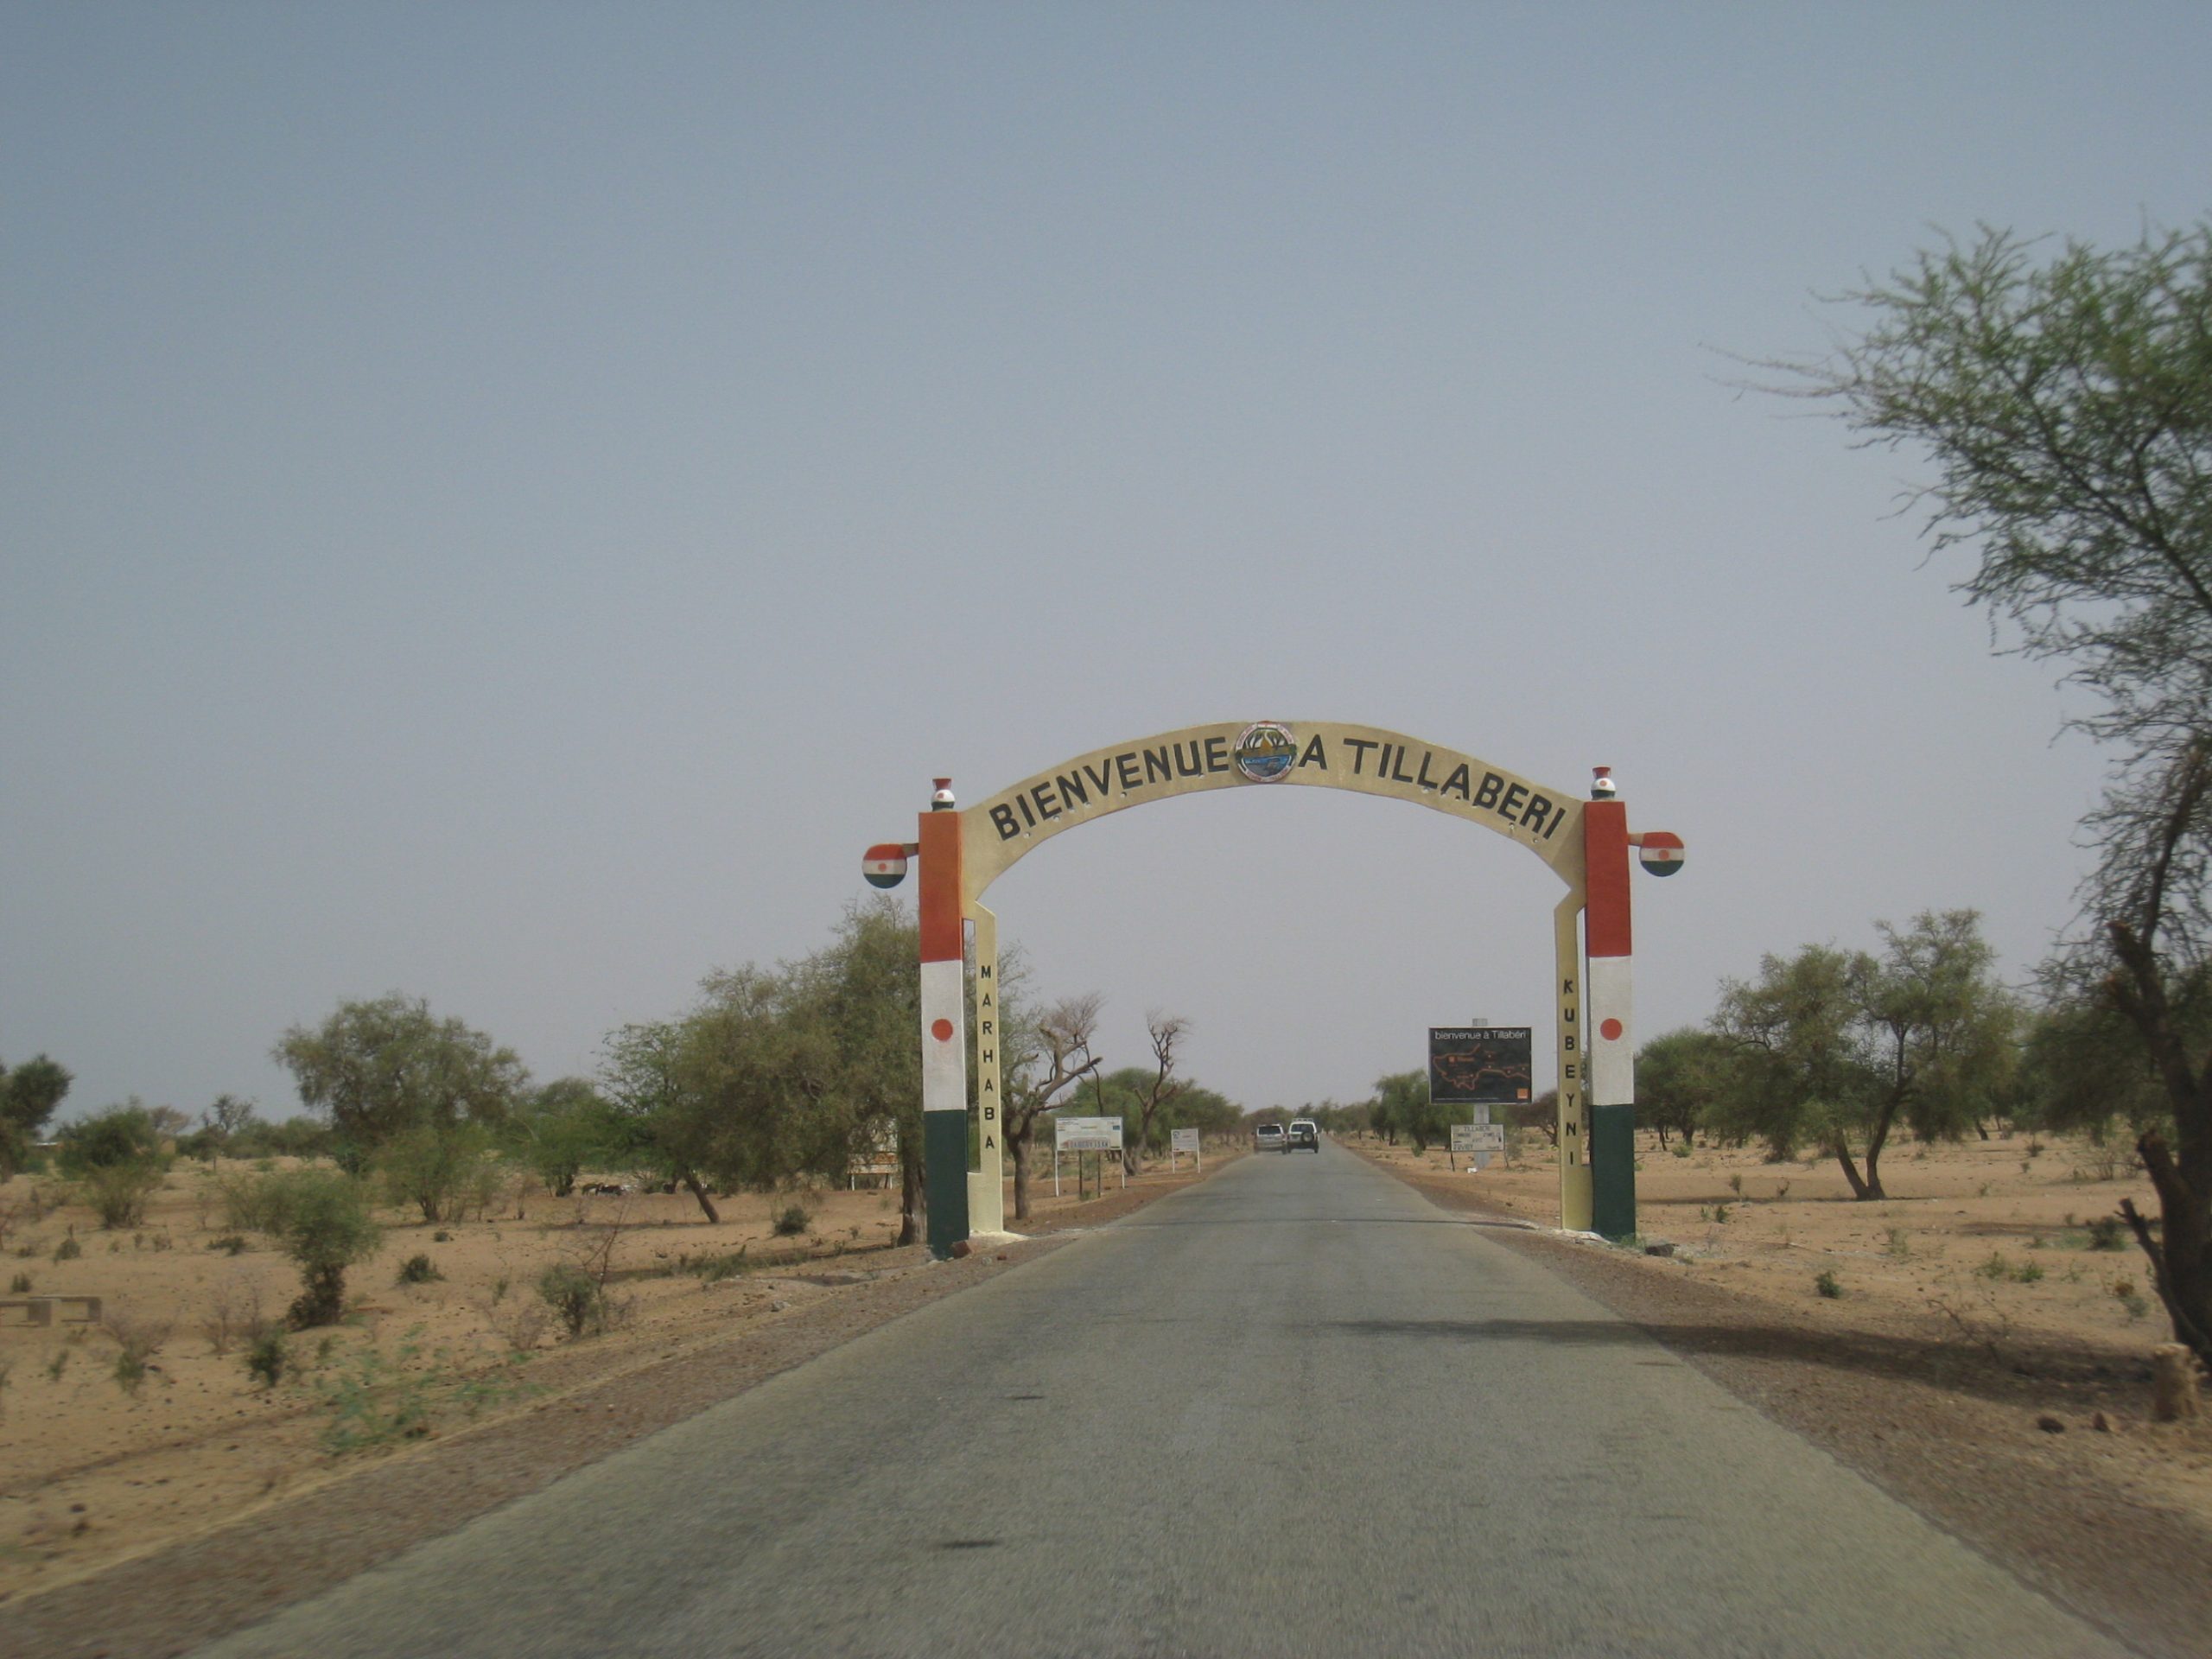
[919,957,967,1113]
[1587,953,1634,1106]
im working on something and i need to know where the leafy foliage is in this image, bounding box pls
[0,1055,72,1177]
[272,993,530,1163]
[1780,221,2212,1354]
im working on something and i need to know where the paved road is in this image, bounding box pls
[197,1146,2134,1658]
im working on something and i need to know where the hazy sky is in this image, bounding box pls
[6,4,2207,1124]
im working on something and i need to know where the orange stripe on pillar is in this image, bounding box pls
[1584,799,1631,959]
[918,811,963,963]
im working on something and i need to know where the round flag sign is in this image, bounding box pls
[861,843,909,889]
[1638,831,1684,877]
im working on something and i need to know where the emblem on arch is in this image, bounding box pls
[1232,721,1299,783]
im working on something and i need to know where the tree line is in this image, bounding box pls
[3,896,1241,1254]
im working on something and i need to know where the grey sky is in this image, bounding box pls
[4,5,2203,1122]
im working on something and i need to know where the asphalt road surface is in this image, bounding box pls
[195,1145,2136,1658]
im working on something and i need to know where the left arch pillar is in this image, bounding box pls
[918,804,970,1258]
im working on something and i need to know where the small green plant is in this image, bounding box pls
[2026,1138,2044,1158]
[491,1274,509,1304]
[1815,1270,1842,1299]
[396,1253,443,1286]
[772,1204,812,1238]
[1728,1173,1744,1196]
[9,1271,29,1294]
[680,1244,750,1282]
[53,1236,81,1262]
[2112,1278,2149,1320]
[2088,1214,2126,1251]
[1712,1203,1731,1224]
[433,1230,453,1243]
[1976,1183,1992,1198]
[208,1235,249,1255]
[2014,1261,2044,1284]
[1884,1227,1911,1259]
[315,1327,531,1453]
[1669,1141,1692,1159]
[538,1263,604,1338]
[46,1349,69,1382]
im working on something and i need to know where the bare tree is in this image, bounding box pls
[1003,994,1102,1221]
[1122,1013,1190,1176]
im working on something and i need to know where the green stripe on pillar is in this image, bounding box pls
[925,1109,970,1260]
[1591,1103,1637,1239]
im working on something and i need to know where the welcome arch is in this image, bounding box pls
[865,721,1675,1257]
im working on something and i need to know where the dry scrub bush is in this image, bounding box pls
[105,1310,175,1397]
[201,1277,265,1357]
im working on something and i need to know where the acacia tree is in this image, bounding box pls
[1001,992,1102,1221]
[273,994,528,1168]
[1636,1028,1731,1147]
[1711,944,1876,1174]
[1780,222,2212,1355]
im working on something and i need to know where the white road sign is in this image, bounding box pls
[1171,1128,1200,1154]
[1056,1116,1124,1152]
[1451,1123,1505,1154]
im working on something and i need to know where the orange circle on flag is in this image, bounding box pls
[931,1019,954,1041]
[1599,1019,1624,1041]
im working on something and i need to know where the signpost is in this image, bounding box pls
[1054,1116,1124,1198]
[1171,1125,1200,1171]
[1450,1122,1505,1173]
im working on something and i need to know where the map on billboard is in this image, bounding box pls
[1428,1027,1533,1105]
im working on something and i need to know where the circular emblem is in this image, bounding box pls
[1233,721,1299,783]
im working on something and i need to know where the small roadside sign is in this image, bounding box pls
[1452,1124,1505,1154]
[1170,1124,1201,1172]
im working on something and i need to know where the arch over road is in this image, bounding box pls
[873,721,1667,1256]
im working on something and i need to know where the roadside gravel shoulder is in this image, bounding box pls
[1367,1151,2212,1659]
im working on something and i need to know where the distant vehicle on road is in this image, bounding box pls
[1254,1123,1285,1151]
[1287,1119,1319,1152]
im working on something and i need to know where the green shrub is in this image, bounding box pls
[217,1169,301,1236]
[2088,1214,2126,1250]
[1669,1141,1692,1159]
[270,1170,382,1328]
[537,1263,603,1338]
[81,1161,167,1230]
[772,1203,812,1237]
[377,1125,499,1225]
[246,1329,287,1389]
[207,1234,250,1255]
[1815,1270,1842,1299]
[53,1236,81,1262]
[55,1105,163,1176]
[8,1272,28,1294]
[397,1253,442,1285]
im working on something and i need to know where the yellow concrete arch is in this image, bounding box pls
[960,721,1584,902]
[950,721,1595,1237]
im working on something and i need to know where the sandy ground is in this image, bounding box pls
[0,1144,1234,1617]
[1357,1129,2212,1659]
[7,1129,2211,1657]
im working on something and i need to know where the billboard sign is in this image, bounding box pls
[1428,1027,1533,1105]
[1171,1127,1200,1154]
[1055,1116,1124,1153]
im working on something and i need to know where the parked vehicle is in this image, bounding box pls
[1254,1123,1286,1151]
[1287,1119,1320,1152]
